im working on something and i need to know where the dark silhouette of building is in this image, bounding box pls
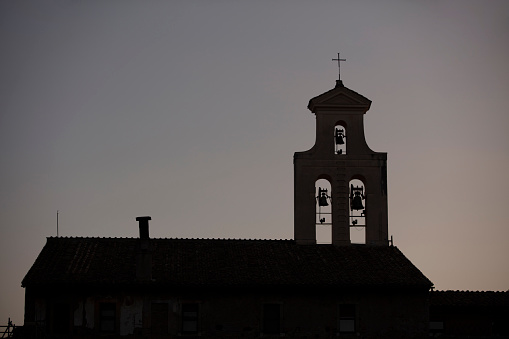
[21,79,508,338]
[22,231,431,338]
[429,290,509,338]
[294,79,388,246]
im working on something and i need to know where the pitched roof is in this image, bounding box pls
[307,82,372,113]
[22,237,432,289]
[430,290,509,307]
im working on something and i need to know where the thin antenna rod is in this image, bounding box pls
[57,210,59,237]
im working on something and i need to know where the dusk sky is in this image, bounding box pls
[1,1,508,324]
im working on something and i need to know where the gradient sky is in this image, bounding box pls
[1,1,508,324]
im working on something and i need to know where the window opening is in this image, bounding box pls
[334,123,346,155]
[182,303,199,334]
[349,179,366,244]
[152,303,169,335]
[263,304,281,335]
[429,308,445,336]
[99,302,116,333]
[52,303,70,335]
[429,320,444,334]
[316,178,332,244]
[339,304,355,333]
[350,227,366,244]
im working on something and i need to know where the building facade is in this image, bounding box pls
[22,231,432,338]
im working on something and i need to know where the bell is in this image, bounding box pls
[351,191,364,210]
[335,135,344,145]
[319,194,329,207]
[317,187,329,207]
[335,128,345,145]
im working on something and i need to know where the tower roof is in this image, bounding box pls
[307,81,371,113]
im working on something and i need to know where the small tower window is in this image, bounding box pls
[316,178,332,244]
[349,179,366,244]
[334,122,347,155]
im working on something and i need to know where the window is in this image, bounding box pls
[429,307,445,336]
[339,304,355,333]
[429,320,444,334]
[152,303,169,335]
[52,303,70,335]
[334,122,347,155]
[99,303,116,333]
[263,303,281,334]
[316,178,332,244]
[494,315,509,335]
[349,179,366,244]
[182,303,199,334]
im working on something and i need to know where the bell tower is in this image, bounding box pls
[294,75,388,246]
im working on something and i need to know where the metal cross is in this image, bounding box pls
[332,52,346,81]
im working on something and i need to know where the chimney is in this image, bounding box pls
[136,216,151,240]
[136,216,152,281]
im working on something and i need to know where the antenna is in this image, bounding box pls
[57,210,59,237]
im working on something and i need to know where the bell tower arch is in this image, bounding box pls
[294,79,388,245]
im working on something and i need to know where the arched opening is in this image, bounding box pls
[349,178,366,244]
[315,178,332,244]
[334,122,347,155]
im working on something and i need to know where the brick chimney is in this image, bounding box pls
[136,216,151,240]
[136,216,152,281]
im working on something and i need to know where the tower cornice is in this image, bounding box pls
[307,83,372,114]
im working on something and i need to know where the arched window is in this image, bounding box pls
[349,178,365,244]
[334,122,347,155]
[316,178,332,244]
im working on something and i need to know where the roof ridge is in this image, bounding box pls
[153,237,294,241]
[47,236,136,239]
[46,236,295,242]
[433,290,509,293]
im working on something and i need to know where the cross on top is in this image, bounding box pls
[332,52,346,81]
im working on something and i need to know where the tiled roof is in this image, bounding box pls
[430,290,509,307]
[22,237,432,289]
